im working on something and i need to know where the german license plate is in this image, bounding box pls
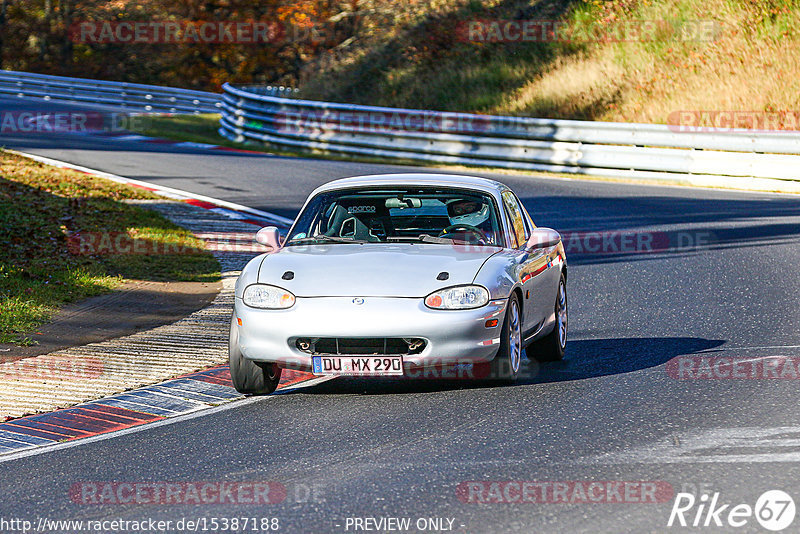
[312,356,403,376]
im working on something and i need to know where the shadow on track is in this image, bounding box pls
[280,336,724,396]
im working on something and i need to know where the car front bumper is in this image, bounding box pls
[234,296,507,372]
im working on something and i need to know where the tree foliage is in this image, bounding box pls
[0,0,370,90]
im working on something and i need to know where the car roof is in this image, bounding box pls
[309,173,509,196]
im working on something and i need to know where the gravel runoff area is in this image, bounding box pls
[0,201,259,420]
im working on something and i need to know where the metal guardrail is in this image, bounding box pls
[0,70,223,114]
[2,71,798,187]
[219,83,800,187]
[236,84,301,99]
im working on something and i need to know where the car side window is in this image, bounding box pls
[504,210,518,248]
[502,191,528,249]
[519,200,536,233]
[515,194,533,240]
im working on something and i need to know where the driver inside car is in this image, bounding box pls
[442,199,494,244]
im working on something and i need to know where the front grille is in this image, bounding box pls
[295,337,426,356]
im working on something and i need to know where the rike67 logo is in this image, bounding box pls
[668,490,796,531]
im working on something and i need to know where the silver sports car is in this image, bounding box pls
[229,173,568,394]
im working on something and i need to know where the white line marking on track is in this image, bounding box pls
[5,150,294,227]
[136,388,213,407]
[272,375,336,393]
[583,426,800,465]
[699,345,800,351]
[173,141,218,149]
[112,134,152,142]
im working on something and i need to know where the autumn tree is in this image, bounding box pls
[0,0,364,91]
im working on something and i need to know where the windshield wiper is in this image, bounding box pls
[385,236,421,242]
[418,234,458,244]
[288,235,367,245]
[386,234,458,244]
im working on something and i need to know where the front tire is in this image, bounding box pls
[530,274,567,362]
[487,292,523,383]
[229,317,282,394]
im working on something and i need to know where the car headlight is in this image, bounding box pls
[424,285,489,310]
[243,284,296,309]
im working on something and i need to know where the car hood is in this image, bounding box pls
[258,243,499,297]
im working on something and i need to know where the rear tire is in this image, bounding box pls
[229,317,282,395]
[530,274,567,362]
[486,293,522,383]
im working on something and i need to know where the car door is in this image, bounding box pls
[520,198,562,323]
[501,191,551,337]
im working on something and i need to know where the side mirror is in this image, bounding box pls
[255,226,282,251]
[526,227,561,250]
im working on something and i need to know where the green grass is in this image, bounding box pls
[0,151,220,345]
[132,113,455,167]
[135,114,228,146]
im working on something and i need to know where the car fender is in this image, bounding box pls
[234,253,269,299]
[472,249,522,301]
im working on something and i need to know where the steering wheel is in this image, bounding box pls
[439,224,486,244]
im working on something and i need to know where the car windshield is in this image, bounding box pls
[285,187,504,247]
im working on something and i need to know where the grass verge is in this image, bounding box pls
[132,113,454,166]
[135,114,230,146]
[0,150,220,345]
